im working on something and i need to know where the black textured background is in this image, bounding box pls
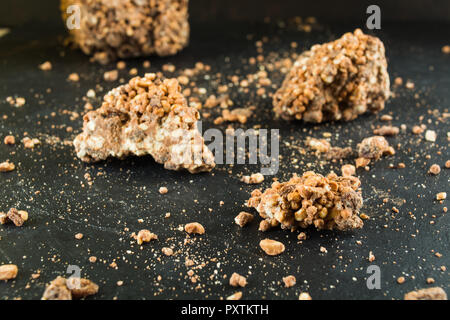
[0,2,449,300]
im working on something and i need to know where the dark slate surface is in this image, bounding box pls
[0,20,449,300]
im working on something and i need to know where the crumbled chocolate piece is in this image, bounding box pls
[13,97,26,107]
[74,233,83,240]
[162,247,174,256]
[259,239,285,256]
[0,212,8,224]
[299,292,312,300]
[341,164,356,176]
[282,275,296,288]
[241,173,264,184]
[219,108,253,124]
[0,264,18,281]
[325,147,354,160]
[412,125,424,134]
[103,70,119,82]
[73,74,215,173]
[273,29,390,123]
[0,161,15,172]
[405,80,414,89]
[373,125,399,136]
[229,272,247,287]
[4,135,15,145]
[42,276,98,300]
[429,164,441,175]
[404,287,447,300]
[425,130,437,142]
[355,157,371,168]
[22,137,40,149]
[234,211,254,227]
[357,136,395,161]
[306,137,353,159]
[67,73,80,82]
[436,192,447,201]
[136,229,158,245]
[226,291,242,300]
[248,171,364,231]
[368,251,375,262]
[7,208,26,227]
[42,276,72,300]
[67,277,99,299]
[297,232,307,240]
[60,0,189,64]
[159,187,169,194]
[184,222,205,235]
[258,220,271,232]
[306,137,330,153]
[380,114,393,121]
[39,61,52,71]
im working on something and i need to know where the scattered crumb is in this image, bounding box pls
[380,114,393,121]
[258,220,270,232]
[299,292,312,300]
[241,173,264,184]
[282,275,296,288]
[68,73,80,82]
[162,247,174,256]
[229,273,247,287]
[4,135,15,145]
[42,276,99,300]
[429,164,441,175]
[297,232,307,240]
[373,125,399,136]
[412,125,424,134]
[136,229,158,245]
[1,208,28,227]
[0,161,15,172]
[184,222,205,235]
[0,264,18,281]
[158,187,168,194]
[259,239,285,256]
[226,291,243,300]
[341,164,356,176]
[234,211,254,227]
[404,287,447,300]
[39,61,52,71]
[425,130,437,142]
[104,70,119,82]
[436,192,446,201]
[74,233,84,240]
[22,137,40,149]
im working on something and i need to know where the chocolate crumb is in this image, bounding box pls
[282,275,296,288]
[229,273,247,287]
